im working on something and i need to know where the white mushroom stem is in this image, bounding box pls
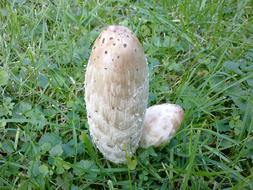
[140,104,184,148]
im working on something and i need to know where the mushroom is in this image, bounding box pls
[140,104,184,148]
[85,25,185,163]
[85,25,149,163]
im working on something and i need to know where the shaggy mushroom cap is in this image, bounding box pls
[85,25,149,163]
[140,104,184,148]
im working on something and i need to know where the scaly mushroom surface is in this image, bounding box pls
[140,104,184,148]
[85,25,149,163]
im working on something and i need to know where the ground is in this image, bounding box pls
[0,0,253,189]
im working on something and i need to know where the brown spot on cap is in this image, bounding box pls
[102,38,105,43]
[123,44,127,48]
[105,50,108,54]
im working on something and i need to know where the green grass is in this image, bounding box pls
[0,0,253,189]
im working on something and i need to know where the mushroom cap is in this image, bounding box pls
[140,104,184,148]
[85,25,149,163]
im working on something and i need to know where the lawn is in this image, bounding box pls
[0,0,253,189]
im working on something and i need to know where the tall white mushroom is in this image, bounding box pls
[85,25,149,163]
[85,25,185,164]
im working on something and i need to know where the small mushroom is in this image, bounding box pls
[140,104,184,148]
[85,25,149,163]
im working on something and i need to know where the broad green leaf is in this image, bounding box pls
[50,144,63,157]
[39,164,49,176]
[28,160,41,177]
[223,61,243,75]
[54,157,72,170]
[62,140,84,157]
[13,102,32,115]
[56,166,65,174]
[40,143,51,153]
[38,74,48,89]
[26,107,47,129]
[39,133,62,147]
[1,140,15,154]
[73,160,98,179]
